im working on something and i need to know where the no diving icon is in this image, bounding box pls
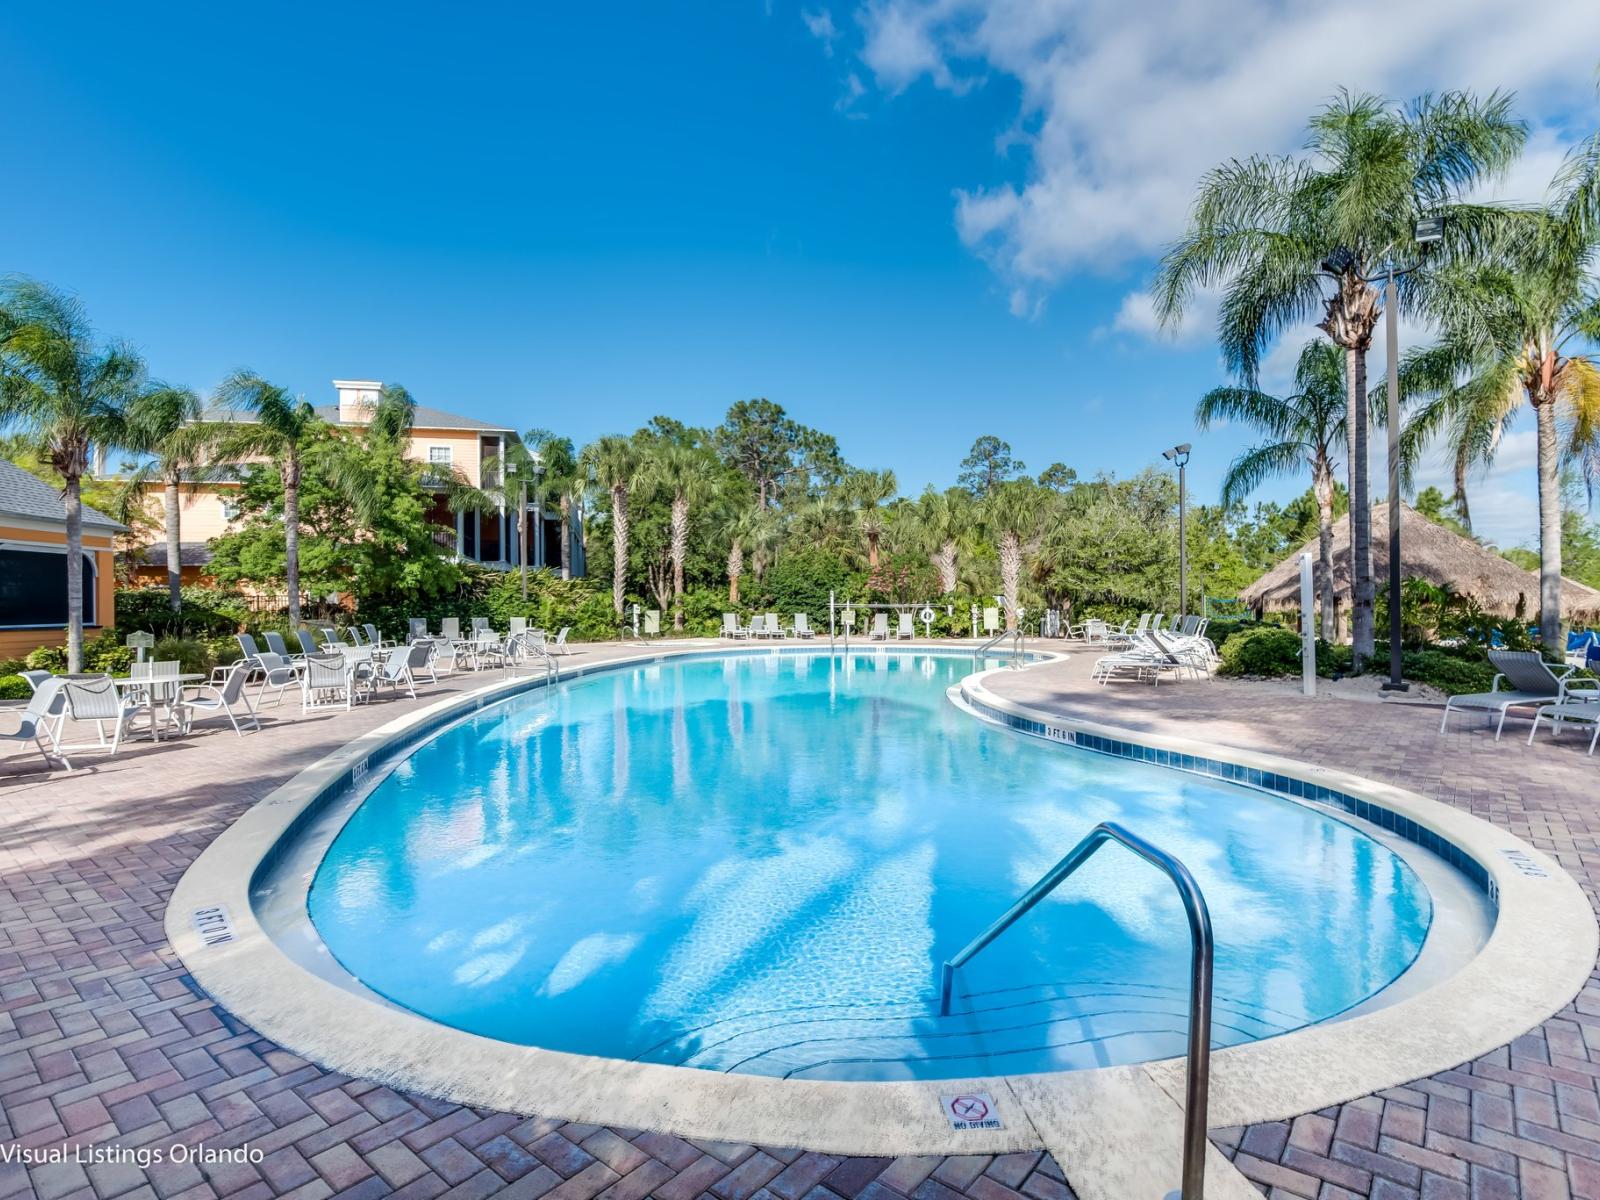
[941,1092,1003,1130]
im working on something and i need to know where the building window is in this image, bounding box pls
[429,446,452,466]
[221,500,240,522]
[0,546,97,628]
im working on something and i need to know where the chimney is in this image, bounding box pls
[332,379,382,424]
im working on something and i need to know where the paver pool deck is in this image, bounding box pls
[1,641,1596,1200]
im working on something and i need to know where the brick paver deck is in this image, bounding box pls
[984,657,1600,1199]
[2,641,1595,1198]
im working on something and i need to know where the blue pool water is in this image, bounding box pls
[306,651,1431,1081]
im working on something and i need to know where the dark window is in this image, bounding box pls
[0,547,97,628]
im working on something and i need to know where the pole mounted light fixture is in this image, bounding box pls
[1162,444,1192,619]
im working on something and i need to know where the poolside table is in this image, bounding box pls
[107,673,205,740]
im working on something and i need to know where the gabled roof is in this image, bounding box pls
[0,459,125,531]
[130,541,214,568]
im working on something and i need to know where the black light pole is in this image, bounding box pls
[1367,215,1444,692]
[1163,444,1192,619]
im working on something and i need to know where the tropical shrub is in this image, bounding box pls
[24,644,68,672]
[1218,626,1303,676]
[114,587,252,638]
[0,675,31,700]
[758,549,862,621]
[152,636,213,676]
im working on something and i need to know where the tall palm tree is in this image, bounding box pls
[528,432,581,579]
[982,479,1050,631]
[916,486,970,594]
[1402,139,1600,645]
[0,279,149,671]
[581,436,641,616]
[122,385,213,612]
[1155,89,1525,668]
[214,371,324,627]
[639,443,719,629]
[1197,341,1347,639]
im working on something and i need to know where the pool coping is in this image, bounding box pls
[165,645,1597,1170]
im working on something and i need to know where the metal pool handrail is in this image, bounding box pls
[937,821,1214,1200]
[974,626,1023,668]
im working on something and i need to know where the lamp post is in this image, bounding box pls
[1361,215,1444,692]
[1162,444,1192,619]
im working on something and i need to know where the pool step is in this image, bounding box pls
[637,981,1296,1081]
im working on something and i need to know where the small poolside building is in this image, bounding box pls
[0,458,124,660]
[1241,502,1600,631]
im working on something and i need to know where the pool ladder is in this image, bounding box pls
[938,822,1214,1200]
[974,626,1025,669]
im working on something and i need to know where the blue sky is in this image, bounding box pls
[3,3,1598,547]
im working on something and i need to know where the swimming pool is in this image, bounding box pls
[300,650,1433,1081]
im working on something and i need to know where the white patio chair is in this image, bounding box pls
[61,677,148,754]
[252,652,302,709]
[794,613,815,639]
[1,677,70,769]
[294,629,321,657]
[550,627,571,656]
[407,617,430,644]
[362,623,394,650]
[301,654,357,713]
[509,616,528,637]
[235,634,265,674]
[870,613,890,641]
[749,614,768,638]
[471,616,492,635]
[374,643,431,700]
[896,613,914,640]
[175,663,260,737]
[722,613,750,639]
[765,612,786,639]
[440,617,462,641]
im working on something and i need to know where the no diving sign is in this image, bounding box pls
[941,1092,1003,1131]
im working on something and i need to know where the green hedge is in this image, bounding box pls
[1217,626,1303,676]
[114,587,253,637]
[0,674,31,700]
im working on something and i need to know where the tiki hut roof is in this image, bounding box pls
[1240,503,1600,621]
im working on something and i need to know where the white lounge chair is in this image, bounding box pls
[363,623,395,650]
[748,614,768,638]
[550,627,571,656]
[1528,680,1600,755]
[175,663,259,737]
[764,613,785,639]
[471,617,492,635]
[722,613,750,640]
[1442,650,1579,739]
[896,613,914,640]
[407,617,430,643]
[509,616,528,637]
[302,654,357,712]
[794,613,815,639]
[1,677,70,769]
[374,643,431,700]
[440,617,462,642]
[263,631,299,663]
[235,634,265,674]
[870,613,890,641]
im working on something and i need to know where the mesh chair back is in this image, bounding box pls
[554,627,569,647]
[65,677,121,721]
[509,617,528,636]
[795,614,810,635]
[722,613,738,634]
[441,618,461,640]
[472,617,491,633]
[264,632,291,657]
[406,643,434,670]
[25,676,65,719]
[408,618,428,641]
[364,624,383,646]
[218,662,251,702]
[1489,649,1562,693]
[304,655,348,689]
[237,634,262,660]
[296,629,320,656]
[21,669,53,692]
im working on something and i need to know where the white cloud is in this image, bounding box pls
[801,7,839,55]
[1102,287,1218,345]
[838,0,1600,309]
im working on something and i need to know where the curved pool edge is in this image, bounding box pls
[164,644,1598,1158]
[958,669,1599,1131]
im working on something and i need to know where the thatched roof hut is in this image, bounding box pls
[1240,502,1600,622]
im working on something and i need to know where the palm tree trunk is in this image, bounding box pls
[610,484,628,616]
[936,539,958,594]
[867,533,880,570]
[164,478,182,613]
[559,496,572,580]
[1314,462,1336,642]
[1534,391,1563,646]
[64,472,85,674]
[1347,347,1374,667]
[671,492,688,630]
[284,456,302,627]
[728,539,743,605]
[1001,531,1020,631]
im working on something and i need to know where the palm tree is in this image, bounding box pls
[982,480,1050,631]
[845,468,897,569]
[214,371,324,627]
[1402,139,1600,645]
[1197,341,1347,639]
[1155,90,1525,668]
[916,486,969,594]
[528,432,581,579]
[0,279,149,671]
[580,436,641,617]
[639,443,719,629]
[121,385,214,612]
[724,506,762,605]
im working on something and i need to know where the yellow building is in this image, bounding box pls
[0,458,123,661]
[131,379,582,586]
